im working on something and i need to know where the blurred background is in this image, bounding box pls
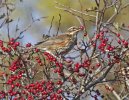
[0,0,129,46]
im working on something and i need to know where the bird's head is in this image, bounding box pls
[66,26,84,35]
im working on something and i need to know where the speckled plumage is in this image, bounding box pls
[35,26,82,55]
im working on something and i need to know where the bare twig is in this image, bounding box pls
[48,16,54,35]
[15,16,48,41]
[55,1,96,18]
[5,0,10,40]
[56,14,61,35]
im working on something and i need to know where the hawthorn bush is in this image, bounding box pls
[0,0,129,100]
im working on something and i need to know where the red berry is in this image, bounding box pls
[26,43,31,47]
[96,34,100,39]
[123,41,128,47]
[117,33,120,37]
[84,33,87,36]
[15,42,20,46]
[117,40,121,44]
[57,89,63,94]
[79,25,85,30]
[0,40,3,47]
[96,63,100,67]
[35,48,39,52]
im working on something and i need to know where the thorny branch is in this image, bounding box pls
[0,0,129,100]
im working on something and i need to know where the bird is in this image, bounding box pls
[35,26,84,57]
[33,26,84,80]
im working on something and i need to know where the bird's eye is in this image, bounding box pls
[72,27,75,30]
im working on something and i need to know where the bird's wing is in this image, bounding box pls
[36,34,71,48]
